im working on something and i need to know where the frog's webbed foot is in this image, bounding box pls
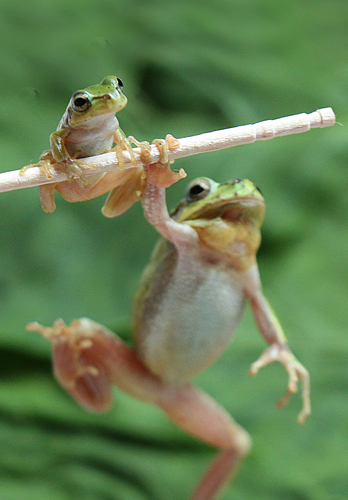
[27,317,173,411]
[27,319,114,412]
[249,344,311,424]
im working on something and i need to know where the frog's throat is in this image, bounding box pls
[187,197,265,222]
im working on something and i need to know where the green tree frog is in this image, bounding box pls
[28,164,310,500]
[20,77,182,215]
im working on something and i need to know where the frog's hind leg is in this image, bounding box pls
[39,183,58,213]
[28,318,250,499]
[102,167,146,218]
[158,384,251,500]
[26,318,168,412]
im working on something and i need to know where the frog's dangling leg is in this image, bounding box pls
[158,384,251,500]
[37,158,98,213]
[39,183,58,213]
[28,317,249,499]
[27,319,115,411]
[26,318,172,412]
[102,167,146,218]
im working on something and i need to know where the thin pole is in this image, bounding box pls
[0,107,335,194]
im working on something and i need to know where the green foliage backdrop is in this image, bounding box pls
[0,0,347,499]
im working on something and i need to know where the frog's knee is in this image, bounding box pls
[232,427,252,457]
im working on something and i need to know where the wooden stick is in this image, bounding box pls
[0,107,335,194]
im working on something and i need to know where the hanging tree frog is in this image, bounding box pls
[20,76,183,215]
[29,163,310,500]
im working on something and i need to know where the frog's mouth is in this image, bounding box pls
[190,197,265,222]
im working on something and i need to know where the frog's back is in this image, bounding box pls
[132,239,246,384]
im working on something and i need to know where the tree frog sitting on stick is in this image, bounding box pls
[20,76,183,215]
[28,164,310,500]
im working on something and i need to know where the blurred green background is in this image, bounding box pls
[0,0,347,499]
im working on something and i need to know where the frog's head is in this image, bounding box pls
[172,177,265,228]
[68,76,127,125]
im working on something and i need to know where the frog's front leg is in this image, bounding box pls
[19,149,54,179]
[28,318,251,500]
[49,129,101,184]
[112,128,145,168]
[244,265,311,424]
[126,133,180,170]
[36,130,100,212]
[141,162,191,244]
[124,133,183,189]
[143,134,185,189]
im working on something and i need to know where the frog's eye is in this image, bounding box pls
[72,93,91,112]
[185,179,212,203]
[116,77,123,89]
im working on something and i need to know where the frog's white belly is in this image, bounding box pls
[137,258,245,384]
[63,114,118,157]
